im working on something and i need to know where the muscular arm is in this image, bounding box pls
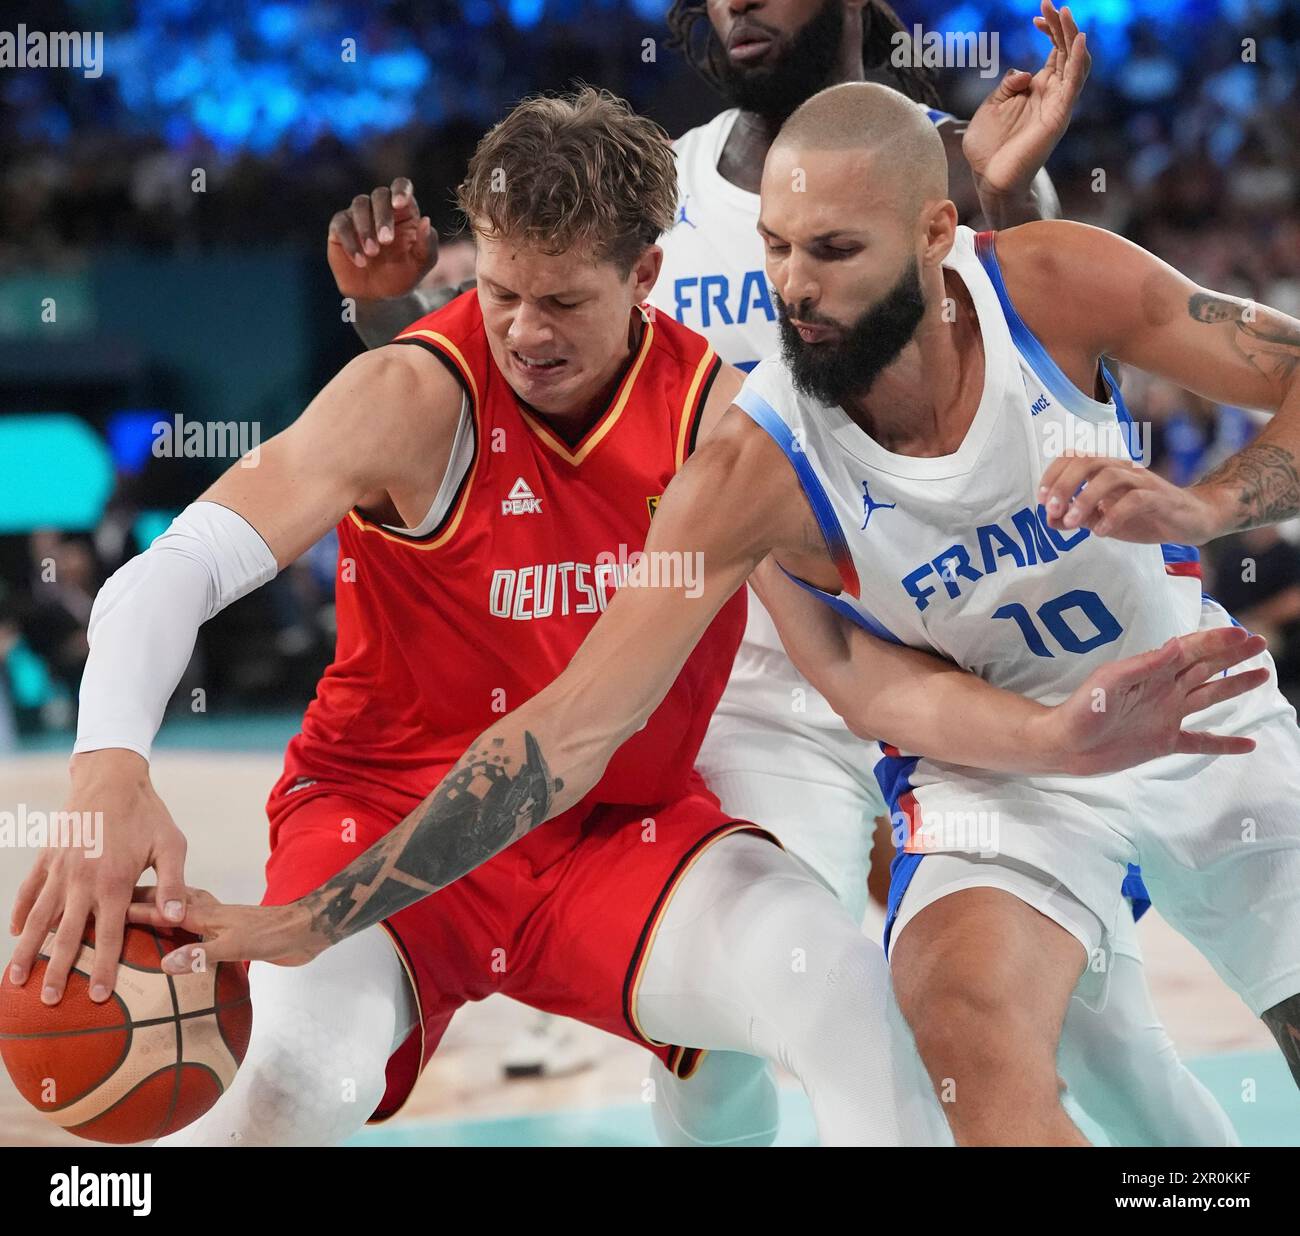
[200,346,460,561]
[74,345,461,763]
[751,553,1262,777]
[1003,220,1300,537]
[750,557,1056,771]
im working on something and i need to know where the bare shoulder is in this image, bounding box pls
[286,341,464,501]
[308,344,461,445]
[992,220,1184,353]
[330,343,462,423]
[697,362,746,439]
[993,219,1126,288]
[661,403,817,562]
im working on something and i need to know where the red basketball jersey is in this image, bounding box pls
[282,290,744,807]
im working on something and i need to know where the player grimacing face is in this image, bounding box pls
[759,145,928,405]
[475,232,663,421]
[704,0,850,121]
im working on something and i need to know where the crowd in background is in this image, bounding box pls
[2,0,1299,742]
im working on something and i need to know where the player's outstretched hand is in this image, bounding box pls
[1039,452,1225,544]
[7,750,190,1005]
[963,1,1090,201]
[126,887,323,971]
[1050,626,1269,775]
[327,176,437,301]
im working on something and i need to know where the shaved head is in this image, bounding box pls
[757,82,959,408]
[772,81,948,216]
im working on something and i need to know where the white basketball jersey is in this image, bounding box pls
[651,107,956,725]
[735,225,1205,708]
[651,108,779,374]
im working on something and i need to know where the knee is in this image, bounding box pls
[902,980,1048,1090]
[728,882,889,1016]
[239,1014,390,1137]
[803,928,893,1026]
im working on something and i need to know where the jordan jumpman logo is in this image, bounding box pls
[860,480,896,529]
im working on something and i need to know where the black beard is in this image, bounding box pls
[776,259,926,406]
[715,0,845,123]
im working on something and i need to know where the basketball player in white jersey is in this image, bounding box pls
[648,0,1237,1147]
[718,82,1300,1144]
[325,3,1237,1144]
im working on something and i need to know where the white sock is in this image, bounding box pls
[636,832,950,1146]
[154,924,416,1146]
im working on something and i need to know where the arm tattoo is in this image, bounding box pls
[301,730,563,944]
[1199,441,1300,531]
[1188,293,1300,529]
[1188,292,1300,387]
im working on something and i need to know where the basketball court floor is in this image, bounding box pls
[2,717,1297,1147]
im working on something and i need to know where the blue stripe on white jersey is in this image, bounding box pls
[972,231,1203,580]
[779,565,904,646]
[735,225,1217,929]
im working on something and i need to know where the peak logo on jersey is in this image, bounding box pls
[860,480,897,530]
[502,477,542,516]
[647,495,661,519]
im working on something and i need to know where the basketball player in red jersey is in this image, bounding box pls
[11,88,1259,1148]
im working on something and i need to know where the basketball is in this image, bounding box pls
[0,921,251,1143]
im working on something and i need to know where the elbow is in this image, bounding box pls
[837,702,879,744]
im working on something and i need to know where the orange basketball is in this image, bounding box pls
[0,921,251,1143]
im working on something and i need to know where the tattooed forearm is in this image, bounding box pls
[301,730,563,943]
[1198,441,1300,531]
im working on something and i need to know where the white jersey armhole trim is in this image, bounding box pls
[380,388,473,537]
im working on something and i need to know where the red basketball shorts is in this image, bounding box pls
[261,767,771,1120]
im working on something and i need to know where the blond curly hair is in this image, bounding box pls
[456,85,678,275]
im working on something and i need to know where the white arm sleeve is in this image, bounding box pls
[73,500,279,762]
